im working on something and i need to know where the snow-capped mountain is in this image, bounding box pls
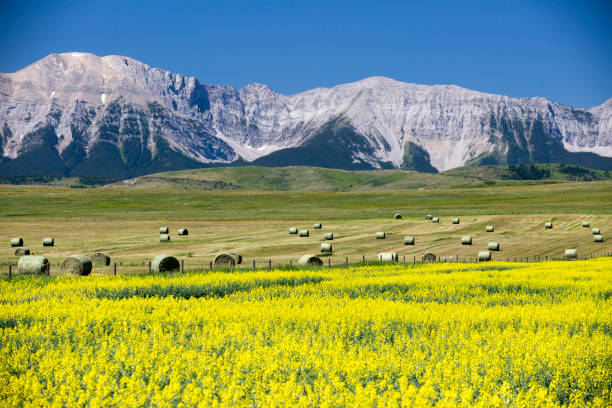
[1,52,611,178]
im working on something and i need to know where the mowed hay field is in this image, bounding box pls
[1,260,611,406]
[1,215,612,274]
[1,180,611,274]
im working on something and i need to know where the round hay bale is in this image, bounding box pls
[160,227,169,234]
[432,217,439,223]
[323,232,334,240]
[60,255,92,276]
[478,251,492,261]
[582,221,590,227]
[299,229,309,237]
[15,247,30,256]
[298,254,323,266]
[178,228,188,236]
[545,222,553,229]
[289,227,298,234]
[152,254,180,273]
[378,252,398,262]
[394,213,402,219]
[17,256,48,275]
[213,253,242,267]
[486,226,494,232]
[160,234,170,242]
[594,234,604,243]
[314,223,322,229]
[10,237,23,247]
[320,243,332,253]
[91,252,111,267]
[42,237,54,246]
[592,228,600,235]
[452,218,460,224]
[425,214,433,220]
[461,236,472,245]
[488,242,500,251]
[564,249,577,259]
[404,236,414,245]
[423,252,436,262]
[376,231,386,239]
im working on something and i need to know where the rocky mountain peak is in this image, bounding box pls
[1,53,611,178]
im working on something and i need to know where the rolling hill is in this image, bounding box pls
[102,164,612,192]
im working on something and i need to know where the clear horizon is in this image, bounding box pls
[1,0,611,108]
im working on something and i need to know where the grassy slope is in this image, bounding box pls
[112,166,459,191]
[2,164,609,190]
[108,164,612,191]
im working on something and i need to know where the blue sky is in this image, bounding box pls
[1,0,611,108]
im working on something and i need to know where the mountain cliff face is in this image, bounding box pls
[1,52,611,177]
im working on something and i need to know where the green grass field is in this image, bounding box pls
[1,168,610,275]
[107,164,612,191]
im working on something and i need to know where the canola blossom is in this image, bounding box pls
[0,259,611,407]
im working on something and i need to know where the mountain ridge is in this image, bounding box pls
[1,52,611,178]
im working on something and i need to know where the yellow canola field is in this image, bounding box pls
[0,259,611,407]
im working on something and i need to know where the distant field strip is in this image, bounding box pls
[1,259,610,407]
[1,180,612,219]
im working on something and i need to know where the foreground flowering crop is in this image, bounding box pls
[1,260,611,407]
